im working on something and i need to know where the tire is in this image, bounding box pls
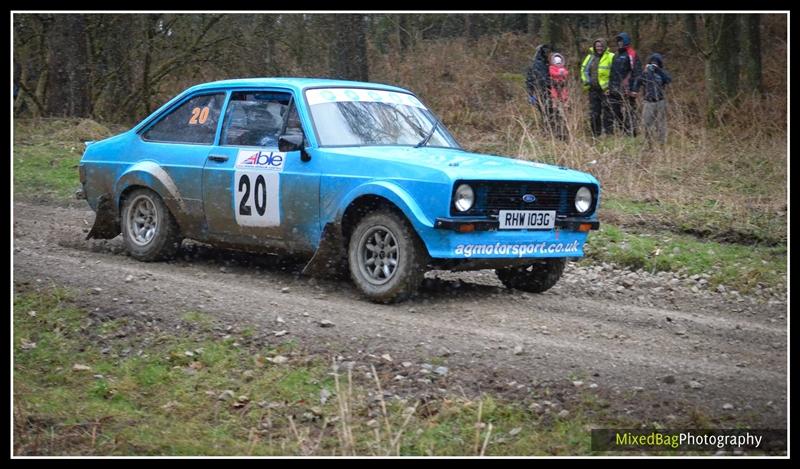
[121,188,182,262]
[496,258,567,293]
[347,210,428,303]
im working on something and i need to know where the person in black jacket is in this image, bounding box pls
[640,53,672,146]
[525,44,554,134]
[608,32,642,136]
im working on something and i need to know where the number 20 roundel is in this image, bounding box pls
[234,149,285,227]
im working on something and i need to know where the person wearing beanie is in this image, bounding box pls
[640,52,672,146]
[608,32,643,137]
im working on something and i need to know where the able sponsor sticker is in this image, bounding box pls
[235,149,285,171]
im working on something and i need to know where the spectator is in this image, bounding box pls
[640,53,672,146]
[548,52,569,139]
[580,38,614,137]
[609,32,643,136]
[525,44,554,133]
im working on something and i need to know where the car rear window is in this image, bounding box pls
[143,93,225,144]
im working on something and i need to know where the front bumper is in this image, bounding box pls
[419,221,594,260]
[434,216,599,232]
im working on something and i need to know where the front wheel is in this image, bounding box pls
[496,258,567,293]
[348,210,428,303]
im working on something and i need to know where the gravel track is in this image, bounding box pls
[13,202,787,427]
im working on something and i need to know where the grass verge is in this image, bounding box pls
[14,287,632,456]
[600,195,786,248]
[583,224,787,294]
[13,118,118,202]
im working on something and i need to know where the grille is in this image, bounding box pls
[452,181,597,218]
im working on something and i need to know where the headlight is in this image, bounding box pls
[454,184,475,212]
[575,186,593,213]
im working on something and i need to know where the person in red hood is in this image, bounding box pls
[549,53,569,103]
[548,53,569,139]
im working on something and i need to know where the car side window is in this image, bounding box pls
[142,93,225,144]
[221,91,295,147]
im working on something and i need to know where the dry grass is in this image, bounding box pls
[370,33,787,245]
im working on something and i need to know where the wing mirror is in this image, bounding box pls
[278,133,310,162]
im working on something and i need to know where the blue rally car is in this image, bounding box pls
[78,78,600,303]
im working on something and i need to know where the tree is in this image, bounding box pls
[259,15,280,75]
[504,14,527,34]
[465,14,484,45]
[741,14,763,95]
[329,14,369,82]
[540,14,562,50]
[44,14,91,117]
[526,14,539,38]
[683,14,698,50]
[700,14,741,124]
[88,15,136,121]
[398,14,412,53]
[563,14,593,66]
[655,14,670,45]
[13,15,49,117]
[623,14,642,48]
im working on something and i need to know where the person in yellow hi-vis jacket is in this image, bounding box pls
[580,38,614,137]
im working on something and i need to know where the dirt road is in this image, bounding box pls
[13,201,788,427]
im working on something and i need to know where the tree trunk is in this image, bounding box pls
[656,14,669,45]
[103,15,134,121]
[540,14,561,49]
[741,14,762,96]
[563,19,583,66]
[329,14,369,82]
[260,15,278,75]
[140,14,158,116]
[466,14,482,45]
[288,14,307,70]
[14,64,28,115]
[526,14,539,38]
[507,14,527,34]
[398,14,411,53]
[683,15,697,51]
[624,15,641,47]
[393,14,403,53]
[45,14,91,117]
[704,14,741,124]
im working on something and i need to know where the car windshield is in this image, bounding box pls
[305,88,460,148]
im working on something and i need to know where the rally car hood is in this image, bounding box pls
[320,146,597,184]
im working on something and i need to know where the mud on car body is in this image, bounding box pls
[78,78,600,303]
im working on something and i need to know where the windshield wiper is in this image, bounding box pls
[415,120,439,148]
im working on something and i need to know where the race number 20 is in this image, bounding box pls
[234,171,280,227]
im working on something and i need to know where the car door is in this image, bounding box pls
[133,92,227,237]
[202,89,321,253]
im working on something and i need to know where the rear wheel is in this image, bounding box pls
[121,188,182,261]
[348,210,427,303]
[496,258,567,293]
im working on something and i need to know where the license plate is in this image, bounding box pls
[498,210,556,230]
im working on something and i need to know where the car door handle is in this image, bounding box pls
[208,154,229,162]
